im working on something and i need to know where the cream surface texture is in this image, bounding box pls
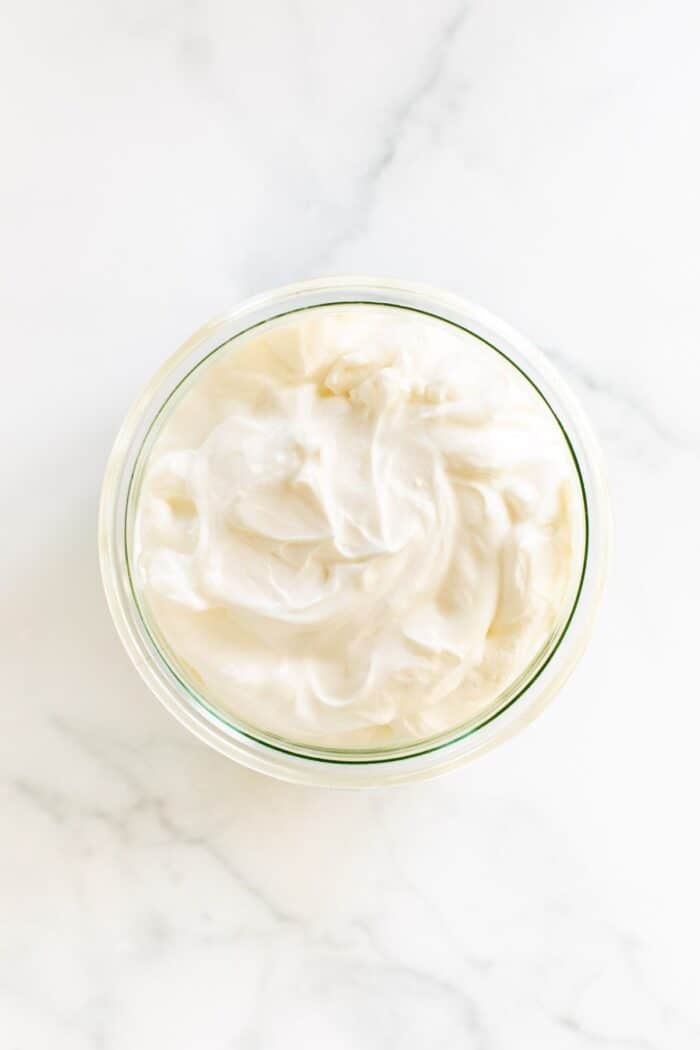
[133,306,582,748]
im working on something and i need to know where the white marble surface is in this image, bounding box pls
[2,1,700,1047]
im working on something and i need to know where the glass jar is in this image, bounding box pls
[99,277,611,786]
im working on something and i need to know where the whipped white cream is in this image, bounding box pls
[134,305,583,748]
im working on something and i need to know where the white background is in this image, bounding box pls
[2,2,700,1047]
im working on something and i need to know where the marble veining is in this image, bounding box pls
[3,1,700,1047]
[546,348,700,455]
[316,0,471,267]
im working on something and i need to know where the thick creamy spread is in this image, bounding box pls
[134,305,582,748]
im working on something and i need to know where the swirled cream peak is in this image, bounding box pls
[134,306,582,748]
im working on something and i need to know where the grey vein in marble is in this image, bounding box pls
[315,0,470,267]
[546,347,698,454]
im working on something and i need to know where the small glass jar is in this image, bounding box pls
[99,277,611,786]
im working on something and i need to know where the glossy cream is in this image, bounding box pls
[133,305,583,748]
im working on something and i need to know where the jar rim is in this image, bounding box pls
[99,277,611,786]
